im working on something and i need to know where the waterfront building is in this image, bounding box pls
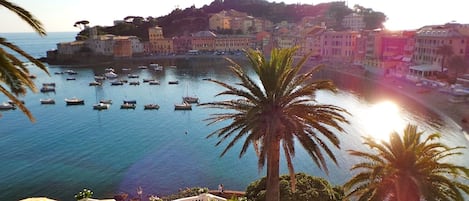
[149,26,174,54]
[172,36,193,54]
[413,23,469,70]
[214,35,253,52]
[113,37,132,58]
[56,41,85,55]
[298,26,325,58]
[191,31,217,52]
[321,30,358,62]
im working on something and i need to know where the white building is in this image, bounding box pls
[342,13,365,31]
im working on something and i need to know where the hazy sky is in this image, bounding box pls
[0,0,467,33]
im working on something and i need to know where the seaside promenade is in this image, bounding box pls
[320,61,469,134]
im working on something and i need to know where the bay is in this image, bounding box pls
[0,32,468,201]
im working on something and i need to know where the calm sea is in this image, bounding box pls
[0,32,468,201]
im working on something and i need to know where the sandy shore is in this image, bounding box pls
[321,62,469,134]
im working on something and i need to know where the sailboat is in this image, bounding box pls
[182,83,199,104]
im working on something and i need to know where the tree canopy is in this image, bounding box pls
[246,172,344,201]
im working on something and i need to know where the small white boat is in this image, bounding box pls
[110,81,124,86]
[65,97,84,105]
[94,75,105,81]
[0,102,15,110]
[149,80,160,85]
[66,70,78,75]
[93,103,110,110]
[89,81,102,86]
[122,68,131,71]
[123,100,137,104]
[183,96,199,104]
[105,67,115,72]
[174,102,192,110]
[129,81,140,85]
[154,66,163,71]
[40,86,55,93]
[42,82,56,87]
[137,65,148,69]
[120,103,136,109]
[40,98,55,104]
[128,74,139,78]
[99,99,112,104]
[143,78,155,82]
[105,72,118,79]
[144,104,160,110]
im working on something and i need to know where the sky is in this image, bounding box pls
[0,0,467,33]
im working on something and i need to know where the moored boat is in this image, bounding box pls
[123,100,137,104]
[174,102,192,110]
[137,65,148,69]
[40,86,56,93]
[149,80,160,85]
[66,77,76,81]
[42,82,56,87]
[144,104,160,110]
[40,98,55,104]
[129,81,140,85]
[0,102,16,110]
[110,81,124,86]
[99,99,112,104]
[168,80,179,84]
[105,72,118,79]
[120,103,136,109]
[128,74,139,78]
[143,78,155,82]
[65,97,85,105]
[183,96,199,104]
[89,81,102,86]
[93,103,110,110]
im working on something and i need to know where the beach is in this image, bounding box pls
[321,62,469,134]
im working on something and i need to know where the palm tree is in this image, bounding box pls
[437,44,454,72]
[0,0,48,121]
[201,47,350,201]
[344,124,469,201]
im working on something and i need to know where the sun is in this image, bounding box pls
[362,101,406,142]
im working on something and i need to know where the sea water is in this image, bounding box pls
[0,32,468,200]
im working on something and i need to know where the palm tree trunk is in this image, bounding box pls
[265,136,281,201]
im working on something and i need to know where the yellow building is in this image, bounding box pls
[148,26,173,54]
[321,30,359,62]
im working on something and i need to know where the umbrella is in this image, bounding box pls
[19,197,57,201]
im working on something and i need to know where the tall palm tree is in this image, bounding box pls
[344,124,469,201]
[1,0,48,121]
[201,47,350,201]
[436,44,454,72]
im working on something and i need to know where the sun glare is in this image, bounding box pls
[363,101,406,142]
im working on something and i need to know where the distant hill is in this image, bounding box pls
[76,0,386,41]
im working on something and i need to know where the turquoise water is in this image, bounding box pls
[0,32,468,200]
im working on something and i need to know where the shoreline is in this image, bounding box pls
[321,62,469,134]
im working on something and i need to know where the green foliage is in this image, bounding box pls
[344,124,469,201]
[160,187,209,201]
[0,0,49,122]
[74,188,93,200]
[246,173,344,201]
[353,4,387,30]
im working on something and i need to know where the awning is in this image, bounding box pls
[402,56,412,62]
[409,65,441,72]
